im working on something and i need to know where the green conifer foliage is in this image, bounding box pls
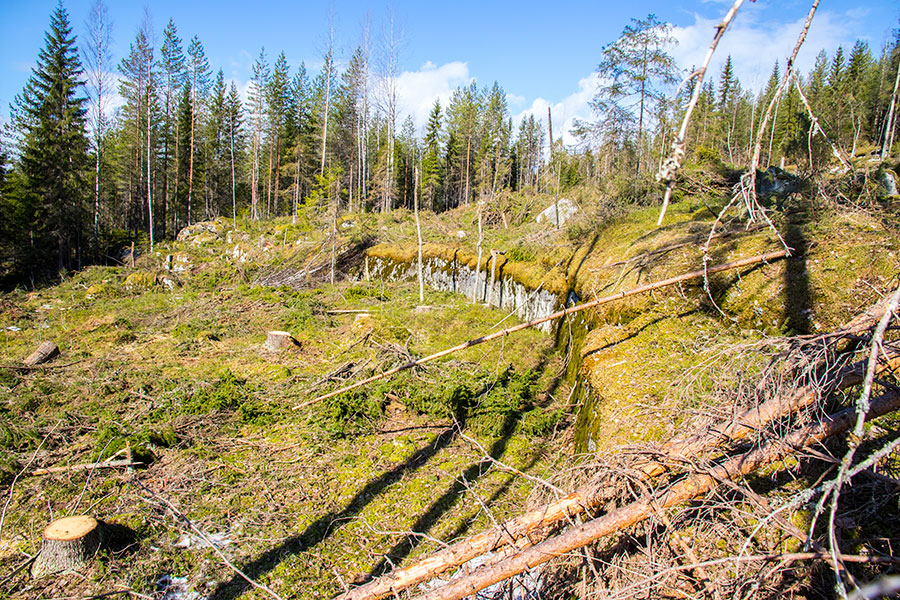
[14,3,89,271]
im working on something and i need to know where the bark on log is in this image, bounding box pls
[24,341,60,366]
[414,389,900,600]
[31,515,103,578]
[264,331,297,352]
[639,345,900,477]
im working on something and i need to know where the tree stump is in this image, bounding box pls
[264,331,296,352]
[31,515,103,578]
[24,341,60,366]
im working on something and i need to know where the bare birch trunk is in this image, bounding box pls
[881,51,900,158]
[414,167,424,304]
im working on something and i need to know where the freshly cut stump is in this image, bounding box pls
[264,330,296,352]
[24,341,59,366]
[31,515,102,578]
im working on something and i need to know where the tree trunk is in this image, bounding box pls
[230,116,237,228]
[31,516,102,579]
[415,389,900,600]
[414,167,424,304]
[472,205,483,303]
[881,51,900,158]
[188,84,196,227]
[147,65,154,251]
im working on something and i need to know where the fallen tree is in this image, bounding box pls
[338,295,899,600]
[412,386,900,600]
[301,249,788,409]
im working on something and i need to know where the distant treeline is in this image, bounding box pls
[1,5,898,278]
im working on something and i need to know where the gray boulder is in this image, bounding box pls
[536,198,578,227]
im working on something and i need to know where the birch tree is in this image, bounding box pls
[82,0,113,252]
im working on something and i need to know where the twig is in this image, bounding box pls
[0,360,84,371]
[410,387,900,600]
[821,283,900,596]
[791,71,852,170]
[455,424,565,497]
[747,0,821,210]
[131,478,285,600]
[301,250,787,409]
[0,420,61,541]
[0,554,37,589]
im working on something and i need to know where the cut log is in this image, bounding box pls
[31,515,102,579]
[264,331,297,352]
[24,341,60,366]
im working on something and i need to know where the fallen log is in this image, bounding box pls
[300,249,788,409]
[24,341,59,366]
[336,345,899,600]
[413,388,900,600]
[640,344,900,477]
[30,458,142,476]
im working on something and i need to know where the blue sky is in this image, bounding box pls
[1,0,898,144]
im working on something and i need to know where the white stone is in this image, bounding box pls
[536,198,578,226]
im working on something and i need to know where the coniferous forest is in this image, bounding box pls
[3,3,900,600]
[2,3,898,280]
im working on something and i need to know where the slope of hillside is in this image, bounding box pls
[0,179,898,599]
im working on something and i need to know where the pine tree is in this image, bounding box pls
[118,23,155,243]
[588,14,678,174]
[266,52,290,216]
[185,35,210,225]
[225,82,243,223]
[14,3,90,270]
[248,48,269,219]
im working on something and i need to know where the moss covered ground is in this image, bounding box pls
[0,180,898,599]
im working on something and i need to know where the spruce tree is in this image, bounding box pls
[14,3,89,271]
[422,100,443,211]
[159,18,185,237]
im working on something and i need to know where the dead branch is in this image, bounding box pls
[657,0,745,226]
[412,388,900,600]
[747,0,821,212]
[591,224,768,271]
[820,284,900,595]
[300,250,788,409]
[29,459,141,477]
[131,477,285,600]
[791,71,852,170]
[641,344,900,477]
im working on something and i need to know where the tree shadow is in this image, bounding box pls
[363,412,519,580]
[207,424,461,600]
[361,348,564,582]
[783,213,811,335]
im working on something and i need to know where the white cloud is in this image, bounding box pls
[395,61,472,134]
[514,72,600,147]
[670,8,867,93]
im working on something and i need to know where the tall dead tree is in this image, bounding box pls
[83,0,113,252]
